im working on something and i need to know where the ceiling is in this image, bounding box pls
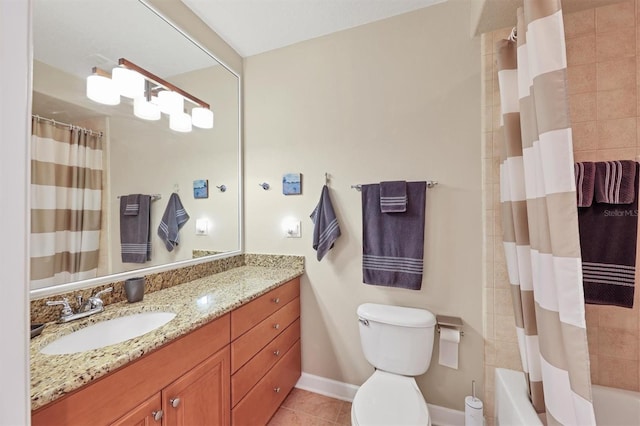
[181,0,447,57]
[181,0,630,56]
[33,0,219,80]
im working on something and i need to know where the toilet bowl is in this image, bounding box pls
[351,370,431,426]
[351,303,436,426]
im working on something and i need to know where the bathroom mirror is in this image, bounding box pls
[30,0,241,298]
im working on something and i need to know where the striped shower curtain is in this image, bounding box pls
[30,118,103,289]
[496,1,596,425]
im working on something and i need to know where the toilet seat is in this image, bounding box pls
[351,370,431,426]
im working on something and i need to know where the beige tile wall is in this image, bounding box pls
[483,1,640,423]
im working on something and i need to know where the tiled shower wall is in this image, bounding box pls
[483,0,640,423]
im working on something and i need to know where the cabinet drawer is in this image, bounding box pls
[231,318,300,407]
[231,278,299,340]
[231,297,299,373]
[231,340,301,426]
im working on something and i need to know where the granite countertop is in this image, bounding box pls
[30,265,303,410]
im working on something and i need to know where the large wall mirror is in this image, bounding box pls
[30,0,242,299]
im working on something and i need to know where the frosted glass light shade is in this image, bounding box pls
[86,75,120,105]
[158,90,184,115]
[133,97,161,121]
[169,112,192,133]
[112,67,144,99]
[191,107,214,129]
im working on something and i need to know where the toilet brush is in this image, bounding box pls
[465,380,484,426]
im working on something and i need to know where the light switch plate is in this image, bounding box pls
[285,221,301,238]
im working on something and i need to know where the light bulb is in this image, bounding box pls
[169,112,192,132]
[112,67,144,99]
[86,75,120,105]
[191,107,214,129]
[133,97,161,121]
[158,90,183,115]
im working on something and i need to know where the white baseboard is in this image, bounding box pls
[427,403,465,426]
[295,373,466,426]
[295,372,359,402]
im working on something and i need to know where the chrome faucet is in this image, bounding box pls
[47,287,113,323]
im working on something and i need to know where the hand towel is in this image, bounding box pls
[574,162,595,208]
[595,160,637,204]
[310,185,341,261]
[579,170,638,308]
[158,193,190,252]
[120,194,151,263]
[380,180,407,213]
[362,181,426,290]
[124,194,140,216]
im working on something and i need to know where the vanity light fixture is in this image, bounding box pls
[86,68,120,106]
[86,58,214,133]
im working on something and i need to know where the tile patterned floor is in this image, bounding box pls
[267,388,352,426]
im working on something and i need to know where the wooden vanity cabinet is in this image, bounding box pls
[32,277,301,426]
[110,394,162,426]
[32,314,230,426]
[230,278,301,425]
[110,346,230,426]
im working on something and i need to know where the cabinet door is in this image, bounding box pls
[110,394,163,426]
[163,346,230,426]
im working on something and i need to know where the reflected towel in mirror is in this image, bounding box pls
[120,194,151,263]
[158,193,190,252]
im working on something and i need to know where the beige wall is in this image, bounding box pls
[483,1,640,423]
[244,0,483,411]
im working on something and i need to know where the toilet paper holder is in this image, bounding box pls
[436,315,464,336]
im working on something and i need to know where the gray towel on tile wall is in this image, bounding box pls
[574,162,595,208]
[361,181,426,290]
[579,170,638,308]
[594,160,637,204]
[158,193,190,252]
[120,194,151,263]
[310,185,341,261]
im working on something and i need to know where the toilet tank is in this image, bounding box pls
[357,303,436,376]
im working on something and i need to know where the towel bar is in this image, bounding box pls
[351,181,438,191]
[117,194,162,201]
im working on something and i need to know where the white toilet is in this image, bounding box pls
[351,303,437,426]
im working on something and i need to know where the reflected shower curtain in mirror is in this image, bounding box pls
[496,1,596,424]
[30,118,103,289]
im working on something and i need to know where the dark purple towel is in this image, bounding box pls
[575,162,595,208]
[120,194,151,263]
[579,171,638,308]
[594,160,637,204]
[380,180,407,213]
[361,181,426,290]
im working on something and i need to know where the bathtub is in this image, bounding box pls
[495,368,640,425]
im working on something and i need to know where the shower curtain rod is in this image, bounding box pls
[32,115,103,138]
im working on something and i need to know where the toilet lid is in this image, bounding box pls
[352,371,430,426]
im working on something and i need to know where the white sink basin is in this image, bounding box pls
[40,312,176,355]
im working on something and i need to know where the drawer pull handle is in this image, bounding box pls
[273,350,281,356]
[170,397,181,408]
[273,323,280,330]
[152,410,164,421]
[274,387,281,393]
[272,297,280,304]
